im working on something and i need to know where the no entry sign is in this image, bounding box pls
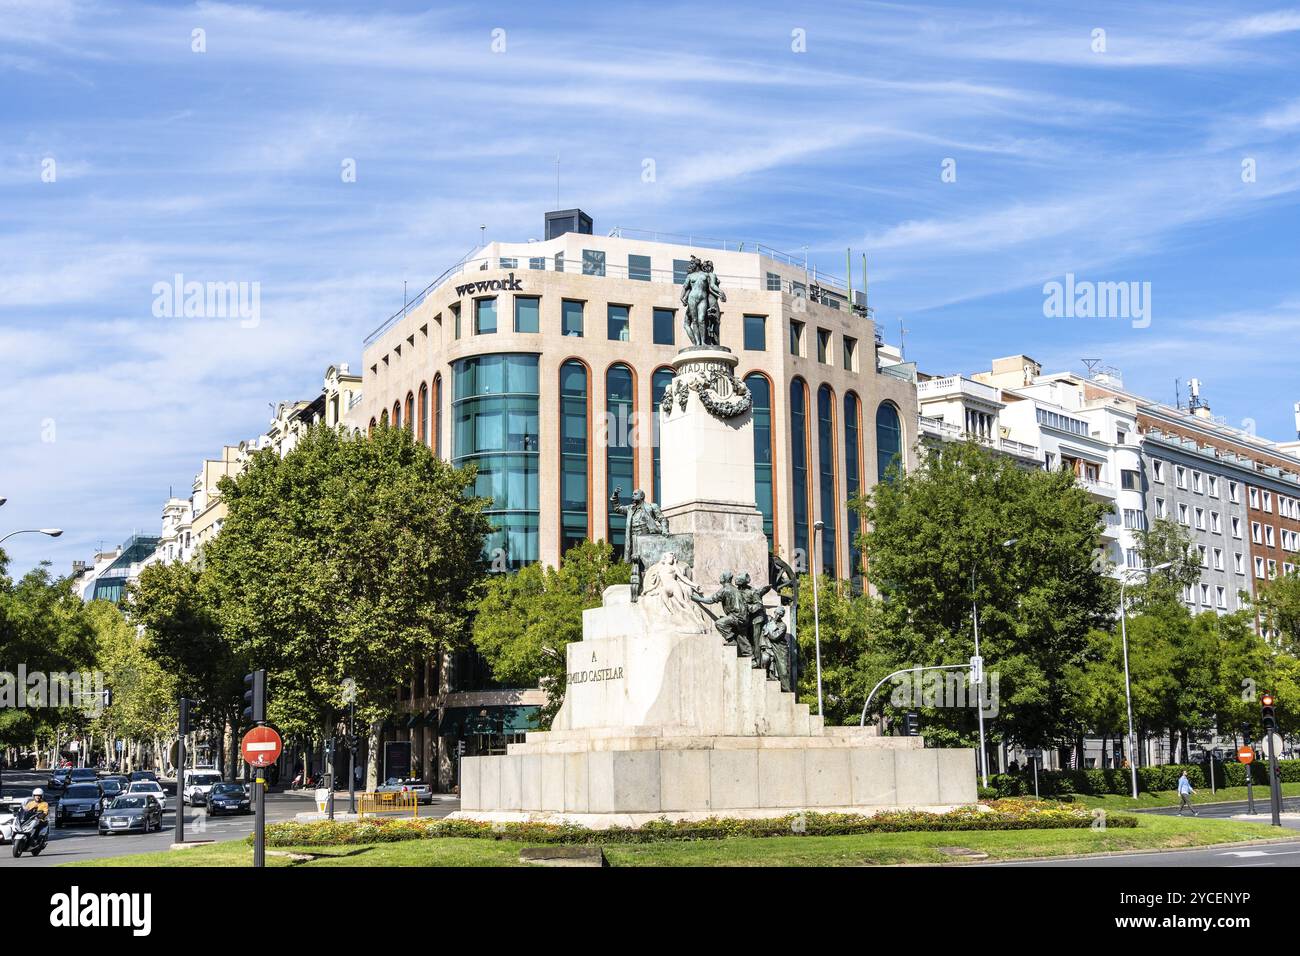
[1237,745,1255,764]
[241,726,283,768]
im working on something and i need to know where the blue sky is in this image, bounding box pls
[2,0,1299,577]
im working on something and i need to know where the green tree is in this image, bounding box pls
[857,440,1116,753]
[0,558,97,752]
[201,423,492,786]
[1258,566,1300,654]
[85,600,177,769]
[128,561,237,771]
[472,539,629,726]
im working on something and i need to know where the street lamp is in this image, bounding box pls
[1119,560,1173,798]
[970,537,1016,788]
[810,521,826,717]
[0,528,63,545]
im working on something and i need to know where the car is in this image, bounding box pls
[376,777,433,804]
[68,767,99,784]
[128,770,159,785]
[97,777,125,809]
[101,774,129,793]
[98,795,164,835]
[54,783,104,827]
[125,780,167,811]
[47,768,71,790]
[205,782,252,816]
[182,769,224,806]
[0,796,25,844]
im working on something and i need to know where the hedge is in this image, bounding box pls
[261,800,1135,847]
[990,760,1300,798]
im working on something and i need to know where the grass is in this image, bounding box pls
[1071,782,1300,812]
[66,814,1289,867]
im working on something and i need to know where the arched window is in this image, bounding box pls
[606,363,636,560]
[379,408,389,429]
[745,373,775,546]
[452,353,541,569]
[790,378,811,566]
[651,366,674,504]
[405,392,415,437]
[560,361,591,554]
[368,416,377,436]
[418,384,429,446]
[432,373,443,458]
[844,392,863,576]
[392,401,401,430]
[876,402,903,484]
[817,384,839,576]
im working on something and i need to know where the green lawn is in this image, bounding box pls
[1072,782,1300,812]
[67,815,1289,868]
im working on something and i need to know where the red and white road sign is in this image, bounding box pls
[1238,745,1255,764]
[241,726,283,768]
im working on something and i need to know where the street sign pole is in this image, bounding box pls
[175,696,188,846]
[1267,731,1282,826]
[253,769,265,867]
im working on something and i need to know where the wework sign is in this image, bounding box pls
[455,272,523,297]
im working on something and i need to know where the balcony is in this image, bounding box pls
[1077,476,1117,499]
[916,376,1002,405]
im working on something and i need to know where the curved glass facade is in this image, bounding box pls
[876,402,902,484]
[560,360,590,555]
[745,373,774,544]
[844,392,862,576]
[453,353,540,568]
[651,367,673,503]
[817,384,838,575]
[790,378,810,566]
[606,364,635,559]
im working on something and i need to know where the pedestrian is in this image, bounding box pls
[1177,771,1198,815]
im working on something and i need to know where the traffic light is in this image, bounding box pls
[904,711,920,737]
[1241,721,1254,746]
[243,669,266,724]
[179,696,190,735]
[324,737,335,757]
[1262,694,1277,734]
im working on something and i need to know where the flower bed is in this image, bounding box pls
[262,799,1134,847]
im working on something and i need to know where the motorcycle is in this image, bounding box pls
[11,808,49,858]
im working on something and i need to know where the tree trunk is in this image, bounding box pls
[366,720,382,790]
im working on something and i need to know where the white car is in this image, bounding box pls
[126,780,167,811]
[182,770,224,806]
[0,798,20,844]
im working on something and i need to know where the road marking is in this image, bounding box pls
[1220,848,1300,858]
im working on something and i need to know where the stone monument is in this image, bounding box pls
[454,265,976,826]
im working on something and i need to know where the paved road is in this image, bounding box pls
[0,771,459,867]
[988,838,1300,867]
[1142,796,1300,820]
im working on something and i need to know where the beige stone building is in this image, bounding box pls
[360,210,918,580]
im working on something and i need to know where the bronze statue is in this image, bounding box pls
[692,571,752,656]
[680,255,725,347]
[610,487,668,601]
[759,608,792,691]
[737,572,773,670]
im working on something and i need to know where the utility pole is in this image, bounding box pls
[175,697,191,845]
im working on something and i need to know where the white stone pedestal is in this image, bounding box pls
[454,587,978,826]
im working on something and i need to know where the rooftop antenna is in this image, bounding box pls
[1293,401,1300,439]
[1174,378,1181,410]
[1081,358,1101,378]
[479,224,486,247]
[403,280,407,309]
[898,318,909,362]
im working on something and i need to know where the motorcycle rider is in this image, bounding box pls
[22,787,49,841]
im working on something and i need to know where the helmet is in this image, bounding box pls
[32,788,43,797]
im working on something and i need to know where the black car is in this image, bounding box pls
[47,768,71,790]
[128,770,159,785]
[97,778,125,808]
[54,783,103,827]
[98,795,163,835]
[206,783,252,816]
[68,768,99,785]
